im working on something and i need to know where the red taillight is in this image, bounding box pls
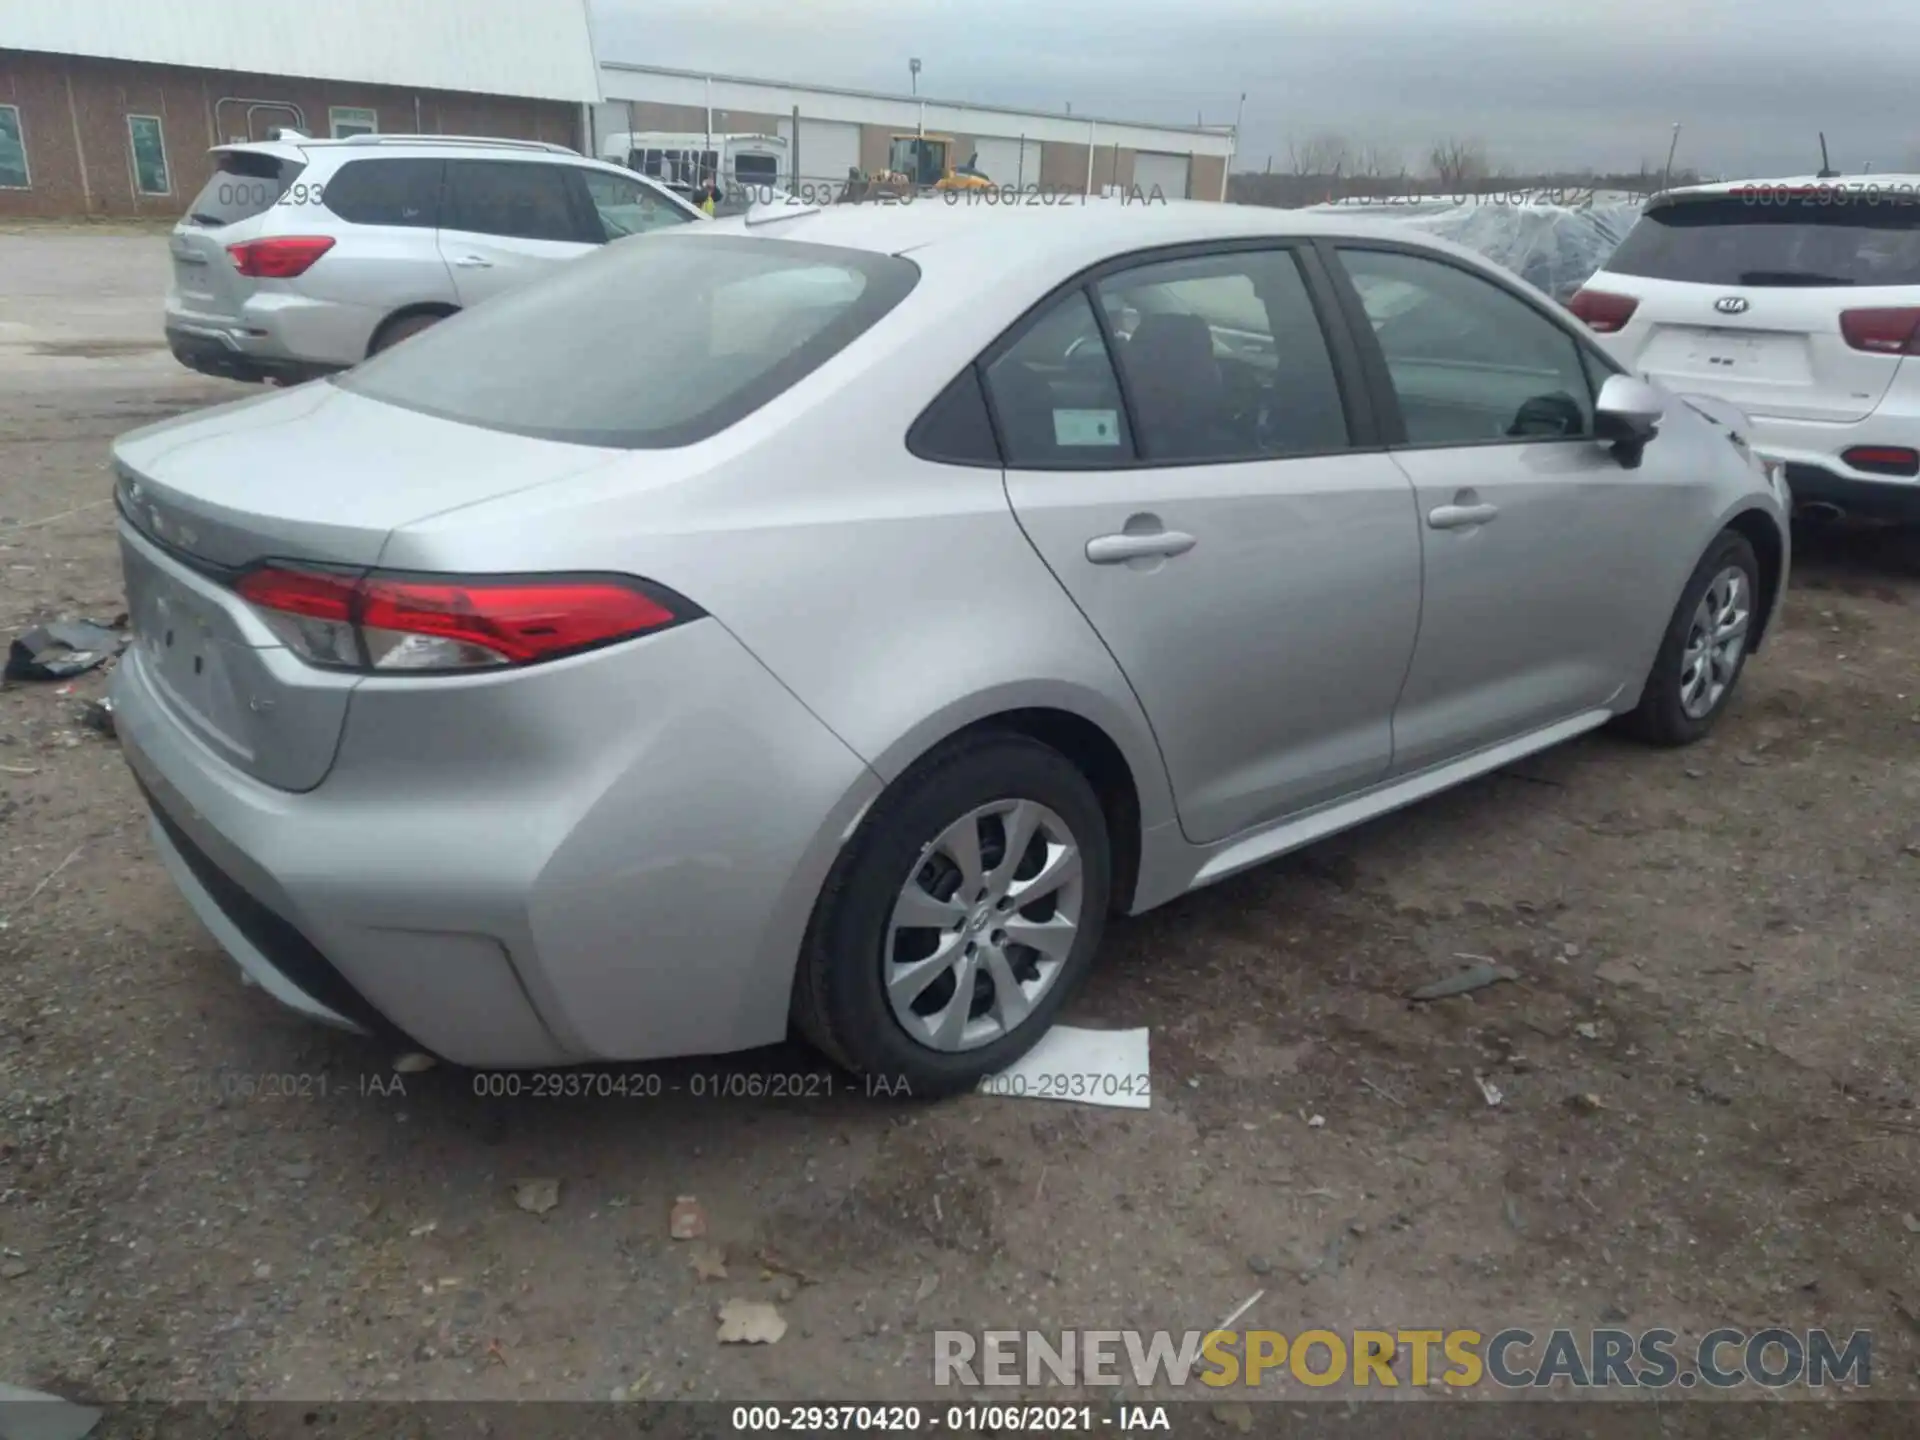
[234,565,693,672]
[226,236,335,278]
[1841,445,1920,477]
[1839,307,1920,356]
[1567,289,1640,334]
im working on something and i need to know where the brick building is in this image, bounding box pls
[0,0,598,218]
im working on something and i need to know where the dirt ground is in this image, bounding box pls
[2,229,1918,1417]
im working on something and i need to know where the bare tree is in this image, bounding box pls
[1286,131,1351,177]
[1352,142,1401,179]
[1427,137,1489,188]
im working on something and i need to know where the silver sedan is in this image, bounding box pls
[109,198,1789,1094]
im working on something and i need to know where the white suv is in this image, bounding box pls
[1570,176,1920,522]
[166,133,703,385]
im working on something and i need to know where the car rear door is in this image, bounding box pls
[1326,242,1691,774]
[991,244,1424,847]
[1582,192,1920,422]
[436,158,599,307]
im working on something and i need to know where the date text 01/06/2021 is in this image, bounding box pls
[729,1404,1172,1432]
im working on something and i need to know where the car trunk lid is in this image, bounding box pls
[169,147,306,322]
[1593,190,1920,423]
[113,382,620,790]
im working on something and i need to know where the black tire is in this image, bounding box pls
[794,731,1112,1098]
[368,311,447,355]
[1618,529,1761,746]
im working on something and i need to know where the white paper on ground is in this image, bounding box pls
[978,1024,1151,1109]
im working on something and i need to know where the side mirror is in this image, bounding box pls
[1594,373,1665,468]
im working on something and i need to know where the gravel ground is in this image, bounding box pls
[1,231,1917,1420]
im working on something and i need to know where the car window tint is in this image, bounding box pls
[181,151,305,228]
[579,168,691,240]
[1094,249,1348,462]
[983,290,1133,468]
[1339,248,1594,445]
[443,160,584,243]
[323,158,442,228]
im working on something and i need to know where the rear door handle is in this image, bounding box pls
[1428,503,1499,530]
[452,255,493,269]
[1086,530,1197,564]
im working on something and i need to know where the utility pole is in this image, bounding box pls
[1660,122,1681,193]
[909,58,921,96]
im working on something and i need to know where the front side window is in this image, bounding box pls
[0,105,28,189]
[330,106,377,139]
[323,158,442,228]
[982,290,1133,468]
[442,160,586,243]
[1338,247,1594,446]
[1094,249,1349,462]
[578,168,691,240]
[127,115,170,195]
[336,233,918,448]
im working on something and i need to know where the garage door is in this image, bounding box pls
[969,136,1033,188]
[1133,150,1191,200]
[780,117,862,200]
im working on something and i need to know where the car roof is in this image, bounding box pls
[698,197,1512,291]
[1658,173,1920,199]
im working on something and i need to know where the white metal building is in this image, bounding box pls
[595,62,1237,201]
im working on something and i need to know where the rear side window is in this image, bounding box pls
[983,290,1133,468]
[323,158,442,228]
[1605,196,1920,288]
[183,151,304,228]
[1094,249,1350,462]
[335,233,919,448]
[442,160,587,243]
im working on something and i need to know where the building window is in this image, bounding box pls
[330,106,377,139]
[0,105,28,189]
[126,115,170,196]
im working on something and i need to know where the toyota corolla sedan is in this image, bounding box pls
[110,198,1789,1094]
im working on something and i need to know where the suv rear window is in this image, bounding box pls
[1605,195,1920,288]
[335,233,919,448]
[183,151,304,228]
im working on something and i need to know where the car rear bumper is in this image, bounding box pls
[111,621,883,1068]
[165,324,340,386]
[1745,412,1920,520]
[164,290,383,378]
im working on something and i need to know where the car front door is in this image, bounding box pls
[989,245,1424,847]
[1327,243,1693,774]
[575,167,699,238]
[436,159,598,307]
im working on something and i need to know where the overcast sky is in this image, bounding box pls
[591,0,1920,178]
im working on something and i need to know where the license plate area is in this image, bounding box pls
[1647,325,1811,383]
[124,546,258,761]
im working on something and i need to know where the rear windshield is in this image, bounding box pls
[335,233,919,448]
[183,151,304,228]
[1605,195,1920,288]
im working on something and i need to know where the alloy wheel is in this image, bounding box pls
[1679,565,1750,720]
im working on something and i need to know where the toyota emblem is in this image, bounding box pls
[1715,296,1751,315]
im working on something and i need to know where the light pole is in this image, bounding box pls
[1661,122,1681,194]
[909,58,921,96]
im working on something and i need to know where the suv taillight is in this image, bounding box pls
[226,236,335,278]
[234,565,699,672]
[1839,307,1920,355]
[1567,289,1640,333]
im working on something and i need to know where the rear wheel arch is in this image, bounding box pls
[1723,506,1785,649]
[366,303,459,357]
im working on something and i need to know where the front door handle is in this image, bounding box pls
[452,255,493,269]
[1086,530,1198,564]
[1428,503,1499,530]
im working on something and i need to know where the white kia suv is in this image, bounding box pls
[166,133,703,385]
[1570,176,1920,522]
